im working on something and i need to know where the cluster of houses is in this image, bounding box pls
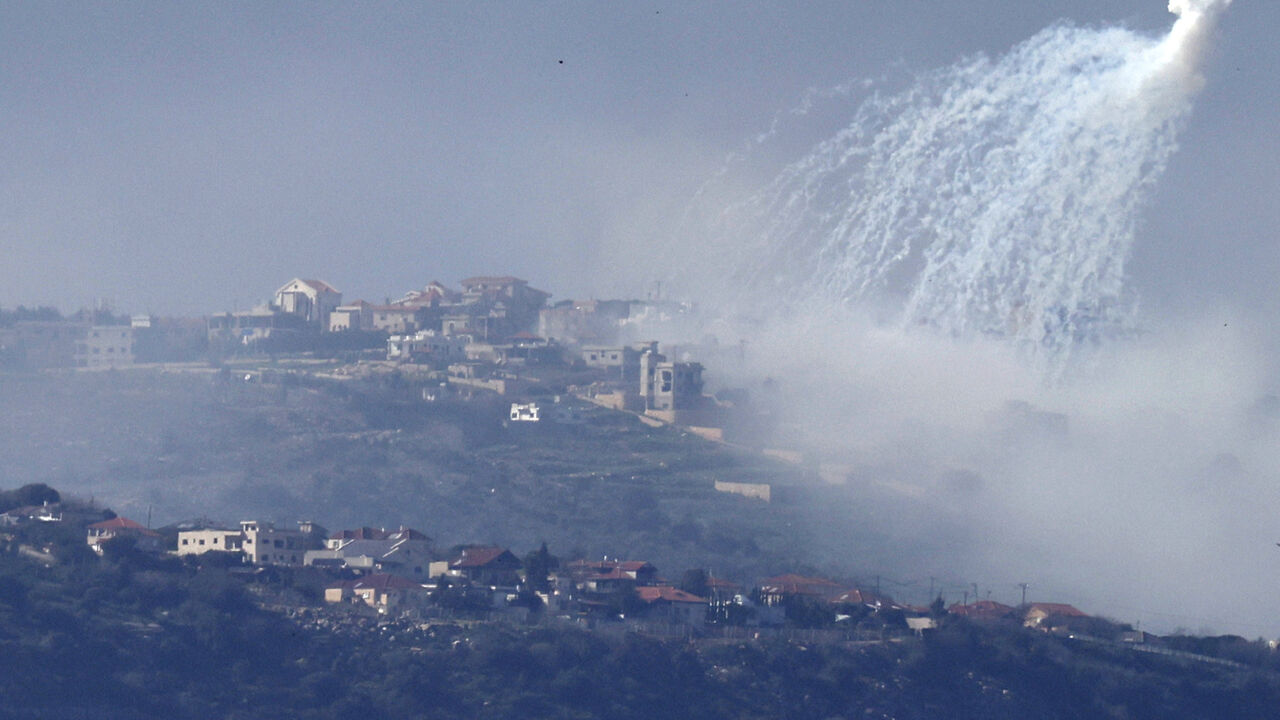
[203,275,737,434]
[67,509,1095,633]
[1,274,725,428]
[249,276,719,422]
[2,271,765,448]
[0,274,556,368]
[208,276,553,346]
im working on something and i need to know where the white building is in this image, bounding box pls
[275,278,342,330]
[387,330,467,363]
[238,520,316,566]
[509,403,541,422]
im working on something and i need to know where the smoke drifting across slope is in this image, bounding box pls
[623,1,1275,634]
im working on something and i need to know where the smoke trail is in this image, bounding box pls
[670,1,1232,377]
[1158,0,1233,93]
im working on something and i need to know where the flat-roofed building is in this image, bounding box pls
[176,528,245,556]
[239,520,316,566]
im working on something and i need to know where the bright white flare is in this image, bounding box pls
[1158,0,1233,89]
[669,2,1232,377]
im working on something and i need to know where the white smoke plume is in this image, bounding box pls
[649,0,1234,379]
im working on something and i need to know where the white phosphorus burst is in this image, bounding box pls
[680,1,1231,377]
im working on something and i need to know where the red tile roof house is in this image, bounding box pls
[446,546,523,587]
[85,516,163,554]
[567,560,661,593]
[325,573,428,611]
[756,574,844,606]
[635,586,709,626]
[1023,602,1089,629]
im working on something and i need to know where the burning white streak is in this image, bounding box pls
[659,1,1235,379]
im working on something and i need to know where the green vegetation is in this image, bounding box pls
[3,509,1280,719]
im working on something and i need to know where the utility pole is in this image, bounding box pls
[1018,583,1030,606]
[971,583,979,604]
[928,576,936,602]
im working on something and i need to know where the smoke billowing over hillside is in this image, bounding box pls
[609,0,1280,634]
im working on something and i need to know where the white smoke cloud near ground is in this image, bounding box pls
[621,1,1277,634]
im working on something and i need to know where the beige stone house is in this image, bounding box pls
[325,573,429,610]
[176,528,245,556]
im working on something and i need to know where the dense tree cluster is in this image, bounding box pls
[0,305,63,326]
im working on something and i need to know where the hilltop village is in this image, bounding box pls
[0,276,763,444]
